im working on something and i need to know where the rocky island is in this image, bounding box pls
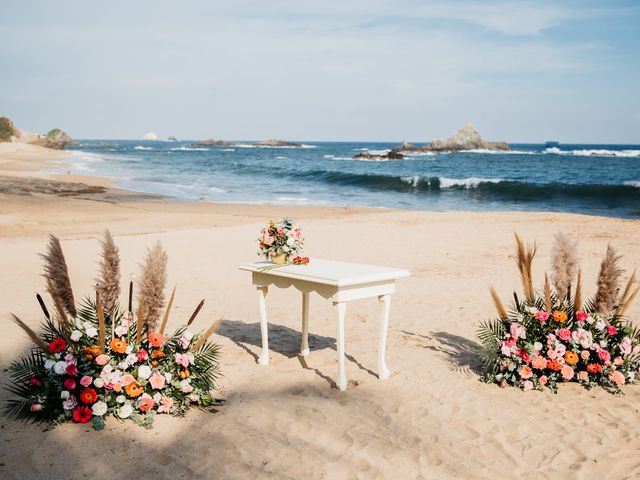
[193,138,235,147]
[255,139,303,147]
[0,117,75,149]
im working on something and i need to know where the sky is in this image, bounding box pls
[1,0,639,143]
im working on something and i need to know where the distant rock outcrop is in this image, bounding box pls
[391,123,510,154]
[256,139,303,147]
[353,151,405,161]
[167,136,178,142]
[0,116,75,149]
[194,138,234,147]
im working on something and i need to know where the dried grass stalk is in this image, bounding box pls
[595,244,624,314]
[489,286,508,320]
[514,233,537,304]
[96,230,120,316]
[135,297,145,344]
[619,269,637,307]
[97,294,106,354]
[544,274,552,313]
[550,232,578,302]
[159,286,176,334]
[574,268,583,312]
[137,242,168,332]
[46,277,70,334]
[42,234,76,317]
[187,299,205,326]
[193,318,222,351]
[11,314,48,352]
[618,286,639,317]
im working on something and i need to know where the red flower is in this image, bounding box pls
[137,349,149,362]
[516,348,531,363]
[547,359,562,371]
[575,311,588,322]
[598,350,611,364]
[65,364,78,376]
[606,325,618,336]
[587,363,602,374]
[79,388,98,404]
[29,377,43,387]
[64,378,77,390]
[48,338,67,353]
[72,406,93,423]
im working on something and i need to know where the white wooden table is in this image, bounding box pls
[239,259,410,390]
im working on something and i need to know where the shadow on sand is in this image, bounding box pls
[402,329,483,375]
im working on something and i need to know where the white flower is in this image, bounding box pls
[152,393,162,403]
[586,316,595,325]
[525,306,538,315]
[117,404,133,419]
[125,345,133,354]
[596,320,606,331]
[137,365,152,380]
[180,379,193,393]
[85,326,98,338]
[629,371,636,382]
[533,342,543,352]
[44,359,55,370]
[125,353,138,367]
[92,401,108,417]
[53,361,67,375]
[93,378,105,388]
[179,331,194,349]
[70,330,82,342]
[188,393,200,402]
[115,325,128,337]
[62,397,77,410]
[164,372,172,382]
[61,390,70,400]
[116,395,126,404]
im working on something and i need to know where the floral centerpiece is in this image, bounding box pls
[258,217,307,265]
[4,231,221,430]
[478,233,640,393]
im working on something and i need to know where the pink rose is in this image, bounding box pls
[80,375,93,388]
[614,356,623,366]
[561,365,574,380]
[531,356,547,370]
[180,379,193,393]
[120,374,135,386]
[547,349,557,360]
[30,404,43,412]
[523,380,534,391]
[610,371,625,385]
[538,375,548,386]
[606,325,618,336]
[95,354,110,366]
[65,364,78,376]
[149,372,166,390]
[499,380,508,389]
[174,353,194,368]
[137,349,149,362]
[577,371,588,381]
[598,350,611,364]
[556,328,571,342]
[580,350,590,361]
[536,311,549,322]
[157,396,174,413]
[575,311,588,322]
[504,337,517,348]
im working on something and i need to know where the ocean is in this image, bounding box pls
[64,140,640,218]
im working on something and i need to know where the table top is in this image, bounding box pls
[239,258,410,287]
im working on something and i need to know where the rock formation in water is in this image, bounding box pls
[0,117,75,149]
[194,138,235,147]
[255,139,303,147]
[353,151,405,161]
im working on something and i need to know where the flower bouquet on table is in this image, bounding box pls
[257,217,309,266]
[4,231,222,430]
[478,232,640,393]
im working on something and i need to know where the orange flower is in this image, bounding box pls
[564,351,579,365]
[138,396,154,412]
[531,356,548,370]
[547,359,562,371]
[82,345,100,360]
[148,332,165,348]
[587,363,602,373]
[178,369,191,379]
[152,349,166,360]
[151,360,159,367]
[125,381,144,398]
[110,338,128,354]
[552,310,568,323]
[79,387,98,404]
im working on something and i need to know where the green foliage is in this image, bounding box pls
[0,117,16,141]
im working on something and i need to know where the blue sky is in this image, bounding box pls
[1,0,639,142]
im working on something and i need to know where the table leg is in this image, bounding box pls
[301,292,310,356]
[257,286,269,366]
[334,301,347,391]
[378,294,391,380]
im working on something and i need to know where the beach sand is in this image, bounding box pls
[1,143,639,479]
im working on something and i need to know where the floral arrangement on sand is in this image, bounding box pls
[4,231,221,430]
[478,233,640,393]
[258,217,308,265]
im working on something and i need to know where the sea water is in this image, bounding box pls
[65,141,640,218]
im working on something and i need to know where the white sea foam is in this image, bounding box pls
[400,176,421,187]
[324,154,335,158]
[544,147,640,158]
[275,156,287,160]
[624,181,640,188]
[209,186,227,193]
[221,148,236,152]
[459,149,536,155]
[134,145,154,150]
[169,146,209,151]
[439,177,503,189]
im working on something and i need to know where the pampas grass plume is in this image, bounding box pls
[595,244,624,314]
[514,233,536,305]
[137,242,168,332]
[96,230,121,316]
[550,232,578,302]
[42,235,76,317]
[489,286,508,320]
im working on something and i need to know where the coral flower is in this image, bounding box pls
[149,372,166,390]
[519,365,533,379]
[580,350,591,361]
[598,350,611,364]
[82,345,100,361]
[151,349,166,360]
[531,356,547,370]
[72,406,93,423]
[138,395,154,412]
[547,359,562,371]
[610,371,625,386]
[577,371,589,381]
[538,375,548,386]
[606,325,619,336]
[120,374,136,386]
[587,363,602,374]
[48,338,67,353]
[125,381,144,398]
[564,351,579,365]
[553,311,568,323]
[561,365,574,380]
[148,332,165,348]
[556,328,571,342]
[110,338,128,354]
[79,388,98,404]
[95,354,110,366]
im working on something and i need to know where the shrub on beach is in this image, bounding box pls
[478,233,640,393]
[0,117,16,141]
